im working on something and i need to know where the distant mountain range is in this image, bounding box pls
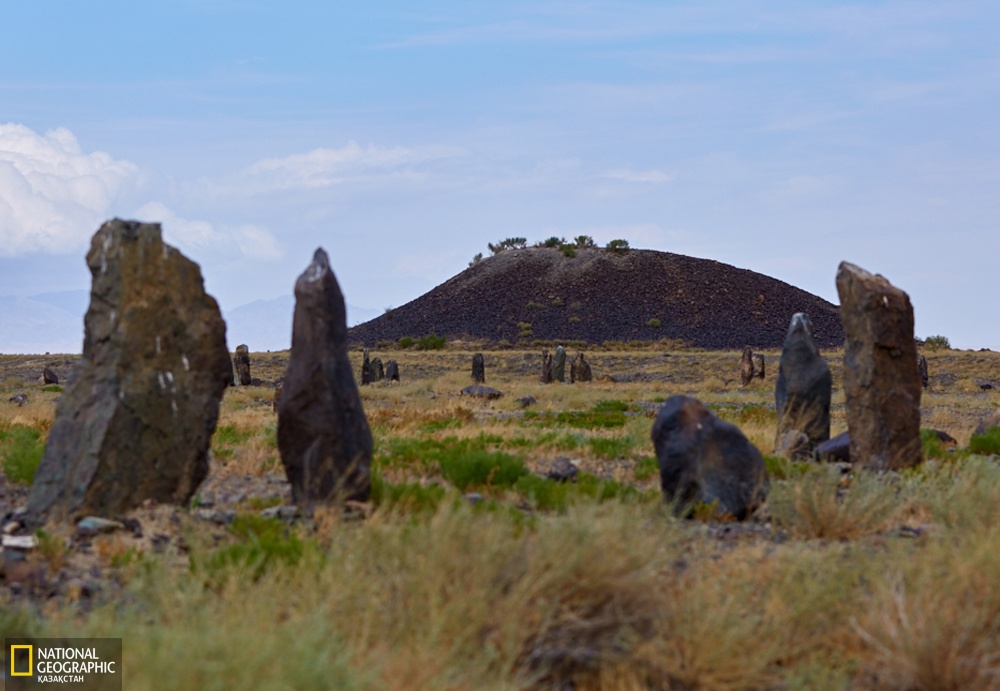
[0,290,380,355]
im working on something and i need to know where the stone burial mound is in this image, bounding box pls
[348,247,844,349]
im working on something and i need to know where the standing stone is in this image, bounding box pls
[278,249,372,505]
[472,353,486,383]
[774,313,832,458]
[553,346,567,382]
[836,262,922,471]
[740,346,755,386]
[753,354,765,380]
[540,350,553,384]
[570,352,593,383]
[272,380,283,413]
[26,220,231,522]
[361,348,371,386]
[385,360,400,383]
[234,345,252,386]
[42,367,59,385]
[371,357,385,382]
[917,354,929,389]
[651,395,768,520]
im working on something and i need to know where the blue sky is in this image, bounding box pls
[2,1,998,351]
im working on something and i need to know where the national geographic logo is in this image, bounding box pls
[5,638,121,690]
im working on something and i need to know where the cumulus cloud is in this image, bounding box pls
[134,201,283,263]
[244,140,464,191]
[0,123,138,256]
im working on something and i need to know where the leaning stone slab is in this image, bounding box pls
[836,262,922,470]
[27,219,232,522]
[278,249,373,505]
[651,395,769,520]
[775,313,831,457]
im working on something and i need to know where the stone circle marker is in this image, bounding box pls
[27,219,232,522]
[774,313,831,458]
[472,353,485,383]
[277,248,373,505]
[234,345,252,386]
[740,346,755,386]
[553,345,567,382]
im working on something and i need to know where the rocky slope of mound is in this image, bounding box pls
[348,248,843,349]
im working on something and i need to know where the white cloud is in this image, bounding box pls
[134,201,283,263]
[244,140,465,191]
[603,168,676,184]
[0,123,138,256]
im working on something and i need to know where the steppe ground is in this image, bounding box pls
[2,343,1000,690]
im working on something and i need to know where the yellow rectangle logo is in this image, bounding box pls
[10,644,32,676]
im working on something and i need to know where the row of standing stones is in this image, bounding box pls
[18,219,991,527]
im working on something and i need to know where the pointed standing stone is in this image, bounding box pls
[26,219,231,522]
[371,357,385,382]
[234,345,252,386]
[540,350,553,383]
[472,353,485,383]
[385,359,400,382]
[361,348,371,386]
[278,249,373,505]
[774,313,831,458]
[836,262,922,470]
[917,354,929,389]
[753,354,765,380]
[570,352,592,383]
[553,345,567,382]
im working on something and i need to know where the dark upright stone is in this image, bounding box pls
[234,345,252,386]
[836,261,922,470]
[553,345,567,382]
[42,367,59,385]
[371,357,385,382]
[385,359,400,382]
[361,348,371,386]
[472,353,485,383]
[651,395,768,520]
[277,249,373,506]
[774,313,831,458]
[540,350,553,384]
[27,219,231,522]
[917,354,929,389]
[753,354,765,380]
[570,352,592,383]
[740,346,755,386]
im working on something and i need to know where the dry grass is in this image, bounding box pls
[4,345,1000,688]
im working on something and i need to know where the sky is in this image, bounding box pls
[2,1,999,352]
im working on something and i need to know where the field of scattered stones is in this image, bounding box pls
[3,337,1000,689]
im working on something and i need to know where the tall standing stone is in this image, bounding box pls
[774,313,831,458]
[540,350,553,384]
[26,219,231,522]
[917,354,929,389]
[740,347,755,386]
[836,262,922,470]
[753,354,765,380]
[472,353,485,383]
[553,346,567,382]
[371,357,385,382]
[361,348,371,386]
[278,249,372,505]
[234,344,252,386]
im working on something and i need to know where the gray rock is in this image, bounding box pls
[461,385,504,400]
[651,395,769,520]
[774,313,831,457]
[813,432,851,463]
[278,249,373,506]
[570,352,593,383]
[917,354,929,389]
[26,219,231,523]
[776,430,810,460]
[546,457,578,482]
[553,345,567,382]
[836,262,922,470]
[76,516,125,536]
[973,410,1000,437]
[234,345,252,386]
[385,359,400,382]
[9,393,27,406]
[516,395,537,408]
[472,353,485,383]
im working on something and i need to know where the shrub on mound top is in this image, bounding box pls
[416,334,446,350]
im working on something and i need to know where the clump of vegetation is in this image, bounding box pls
[487,237,528,254]
[517,322,533,339]
[647,318,661,328]
[968,426,1000,455]
[41,384,63,393]
[0,424,45,485]
[416,334,446,350]
[526,300,546,310]
[397,336,414,349]
[468,252,483,267]
[574,235,597,248]
[923,334,951,350]
[606,239,630,253]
